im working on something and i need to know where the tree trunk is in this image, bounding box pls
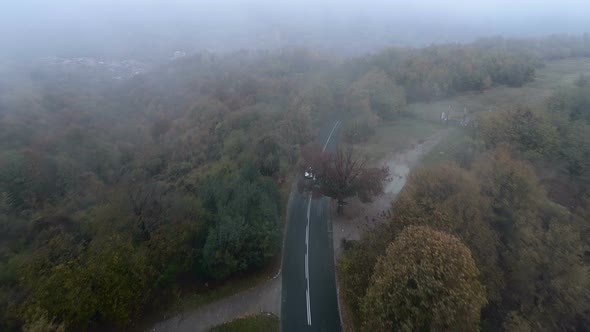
[337,198,344,215]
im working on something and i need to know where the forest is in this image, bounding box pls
[1,34,590,331]
[339,44,590,330]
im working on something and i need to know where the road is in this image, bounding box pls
[281,121,342,332]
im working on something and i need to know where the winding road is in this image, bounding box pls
[281,121,342,332]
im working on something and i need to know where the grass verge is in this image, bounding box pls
[209,313,279,332]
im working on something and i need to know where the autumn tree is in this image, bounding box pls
[505,222,590,331]
[338,222,396,325]
[478,108,559,161]
[472,147,590,329]
[392,162,504,301]
[471,146,545,239]
[304,146,388,214]
[361,226,487,332]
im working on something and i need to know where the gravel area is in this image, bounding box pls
[333,129,450,259]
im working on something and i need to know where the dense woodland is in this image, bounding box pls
[339,42,590,330]
[1,35,589,331]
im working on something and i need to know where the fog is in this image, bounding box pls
[1,0,590,59]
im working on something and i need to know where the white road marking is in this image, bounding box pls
[305,195,312,326]
[304,122,338,326]
[306,288,311,325]
[305,252,308,279]
[323,121,340,152]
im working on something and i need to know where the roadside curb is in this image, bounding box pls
[327,199,346,331]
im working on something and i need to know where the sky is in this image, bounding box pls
[1,0,590,60]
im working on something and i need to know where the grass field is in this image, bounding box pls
[409,58,590,123]
[353,117,442,161]
[415,58,590,165]
[209,313,279,332]
[352,58,590,165]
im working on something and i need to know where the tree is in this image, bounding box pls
[561,122,590,174]
[342,119,376,144]
[503,221,590,331]
[147,218,203,288]
[280,98,313,146]
[126,181,162,241]
[472,147,590,329]
[304,146,388,214]
[478,108,559,161]
[348,70,406,120]
[18,230,156,330]
[22,308,65,332]
[361,226,487,332]
[0,150,63,212]
[200,167,281,279]
[392,162,504,301]
[150,118,172,141]
[501,311,532,332]
[338,222,396,325]
[471,146,545,240]
[255,135,282,177]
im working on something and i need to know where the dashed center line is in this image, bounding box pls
[305,121,339,327]
[305,195,312,326]
[323,121,340,152]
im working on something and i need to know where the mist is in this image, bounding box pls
[3,1,590,331]
[2,0,590,60]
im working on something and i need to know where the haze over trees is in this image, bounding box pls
[339,39,590,330]
[1,1,590,329]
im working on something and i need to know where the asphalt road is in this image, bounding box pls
[281,121,342,332]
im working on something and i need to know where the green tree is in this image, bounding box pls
[201,168,281,279]
[361,226,487,332]
[559,121,590,183]
[255,135,282,177]
[19,234,156,329]
[22,308,65,332]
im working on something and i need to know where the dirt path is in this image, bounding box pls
[148,275,281,332]
[332,129,450,259]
